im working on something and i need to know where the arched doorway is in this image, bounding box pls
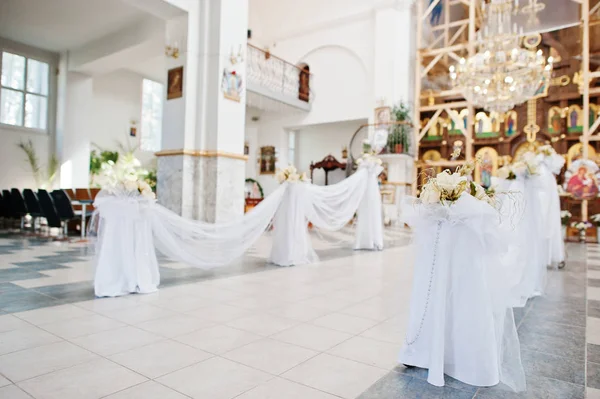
[298,64,310,102]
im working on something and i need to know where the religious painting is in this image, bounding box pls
[505,110,517,136]
[423,118,443,141]
[590,104,598,128]
[474,147,498,188]
[564,159,600,200]
[475,112,498,138]
[167,66,184,100]
[523,33,542,49]
[221,69,243,102]
[259,146,276,175]
[129,126,137,138]
[378,163,389,185]
[449,109,468,135]
[567,143,597,167]
[532,74,549,99]
[548,106,563,135]
[567,105,583,133]
[490,112,500,133]
[375,106,391,126]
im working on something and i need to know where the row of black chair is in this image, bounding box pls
[0,189,78,236]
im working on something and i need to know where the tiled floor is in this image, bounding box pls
[0,231,592,399]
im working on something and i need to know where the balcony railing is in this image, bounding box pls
[246,44,313,112]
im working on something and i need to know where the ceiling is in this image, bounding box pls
[0,0,158,52]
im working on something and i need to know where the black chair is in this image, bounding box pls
[2,190,15,219]
[23,189,43,231]
[10,189,29,230]
[51,190,76,236]
[37,189,62,234]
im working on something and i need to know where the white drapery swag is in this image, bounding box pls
[269,161,384,266]
[537,153,565,268]
[91,160,383,296]
[399,195,526,392]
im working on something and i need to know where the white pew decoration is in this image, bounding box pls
[399,161,525,391]
[91,157,384,297]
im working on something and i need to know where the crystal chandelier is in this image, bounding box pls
[449,0,553,113]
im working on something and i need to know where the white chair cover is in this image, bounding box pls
[93,192,159,297]
[521,174,547,297]
[538,154,565,267]
[399,195,526,392]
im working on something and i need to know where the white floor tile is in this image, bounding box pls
[0,326,62,356]
[108,304,177,325]
[136,314,214,338]
[282,353,387,399]
[186,303,253,323]
[0,314,31,333]
[588,317,600,346]
[14,304,94,326]
[75,296,140,314]
[157,356,272,399]
[588,387,600,399]
[109,340,212,378]
[104,381,189,399]
[17,358,147,399]
[312,312,379,335]
[175,325,262,355]
[236,377,339,399]
[39,314,125,339]
[0,341,98,382]
[590,287,600,302]
[266,303,331,322]
[226,313,298,336]
[0,374,10,388]
[71,326,162,356]
[327,336,401,370]
[0,385,33,399]
[151,295,219,312]
[271,323,353,351]
[223,338,317,375]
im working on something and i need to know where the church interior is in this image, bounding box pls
[0,0,598,398]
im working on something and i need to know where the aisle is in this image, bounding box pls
[0,236,591,398]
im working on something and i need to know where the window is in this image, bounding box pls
[288,130,296,166]
[141,79,164,152]
[0,52,50,130]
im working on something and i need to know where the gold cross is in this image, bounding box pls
[524,74,570,143]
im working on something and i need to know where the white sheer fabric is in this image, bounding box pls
[521,174,547,297]
[269,161,384,266]
[92,192,159,297]
[537,154,565,268]
[399,195,526,392]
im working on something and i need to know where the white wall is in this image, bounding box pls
[91,69,156,167]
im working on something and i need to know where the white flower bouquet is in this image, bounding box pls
[591,214,600,227]
[561,210,572,226]
[571,221,593,231]
[276,165,310,184]
[497,162,527,180]
[522,152,540,176]
[537,144,556,157]
[96,155,155,199]
[355,153,383,166]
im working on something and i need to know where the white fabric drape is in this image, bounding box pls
[537,154,565,268]
[521,174,547,297]
[93,192,160,297]
[399,195,525,392]
[269,161,384,266]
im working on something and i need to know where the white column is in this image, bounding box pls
[156,0,249,222]
[57,64,93,189]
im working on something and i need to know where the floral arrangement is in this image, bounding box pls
[95,154,155,199]
[522,152,540,176]
[419,156,494,206]
[355,153,383,166]
[561,210,572,226]
[276,165,310,184]
[497,161,527,180]
[537,144,556,157]
[362,139,372,154]
[591,214,600,227]
[571,221,593,231]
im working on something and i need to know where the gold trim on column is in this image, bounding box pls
[155,149,248,161]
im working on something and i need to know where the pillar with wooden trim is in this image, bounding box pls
[156,0,249,223]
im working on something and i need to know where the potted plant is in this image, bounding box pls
[561,210,572,240]
[571,220,593,242]
[387,102,411,154]
[592,214,600,240]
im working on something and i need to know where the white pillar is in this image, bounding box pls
[156,0,249,222]
[57,63,92,189]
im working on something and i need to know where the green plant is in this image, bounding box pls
[145,169,157,192]
[245,178,264,198]
[17,140,58,189]
[387,102,412,154]
[90,149,119,176]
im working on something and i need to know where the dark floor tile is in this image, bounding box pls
[521,349,585,386]
[588,362,600,390]
[475,374,584,399]
[0,291,64,313]
[590,300,600,310]
[518,319,585,342]
[589,307,600,319]
[358,371,474,399]
[589,279,600,288]
[35,281,95,302]
[0,268,46,283]
[13,261,69,272]
[524,306,585,327]
[589,344,600,364]
[518,330,584,360]
[527,296,585,312]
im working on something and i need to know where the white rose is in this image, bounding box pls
[497,166,510,180]
[436,170,466,192]
[420,184,441,204]
[512,162,527,176]
[138,181,151,192]
[288,173,299,182]
[141,188,155,199]
[300,172,311,182]
[124,180,138,192]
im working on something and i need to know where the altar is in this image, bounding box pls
[378,153,413,225]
